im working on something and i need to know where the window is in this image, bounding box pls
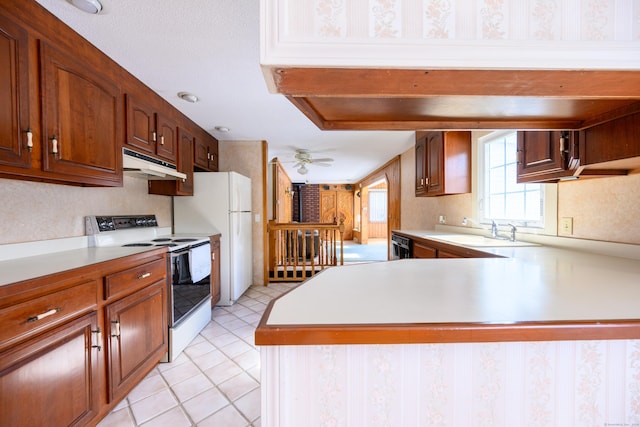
[478,131,546,228]
[368,189,387,223]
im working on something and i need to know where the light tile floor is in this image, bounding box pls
[97,282,298,427]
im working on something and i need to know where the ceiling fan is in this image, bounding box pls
[284,149,334,175]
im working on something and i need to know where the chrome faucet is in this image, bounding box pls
[489,220,517,242]
[491,220,498,238]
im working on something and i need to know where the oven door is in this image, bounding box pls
[170,243,211,326]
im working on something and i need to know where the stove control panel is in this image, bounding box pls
[85,215,158,234]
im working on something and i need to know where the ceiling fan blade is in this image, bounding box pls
[310,157,334,163]
[314,162,331,167]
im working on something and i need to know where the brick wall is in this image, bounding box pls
[295,184,320,222]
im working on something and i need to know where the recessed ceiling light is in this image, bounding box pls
[178,92,199,103]
[67,0,102,14]
[214,126,230,132]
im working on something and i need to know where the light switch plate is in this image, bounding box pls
[560,217,573,235]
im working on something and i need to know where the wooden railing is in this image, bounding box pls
[268,220,345,282]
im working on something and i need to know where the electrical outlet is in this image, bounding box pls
[560,217,573,235]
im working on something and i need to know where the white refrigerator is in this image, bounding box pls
[173,171,252,306]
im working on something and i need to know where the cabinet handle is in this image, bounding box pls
[152,131,157,142]
[212,253,215,261]
[51,135,58,156]
[92,328,102,351]
[160,135,165,145]
[25,128,33,151]
[27,307,61,322]
[420,178,424,186]
[137,272,151,279]
[559,135,566,153]
[111,320,120,338]
[425,177,429,185]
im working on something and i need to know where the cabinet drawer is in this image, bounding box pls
[0,279,97,350]
[104,258,166,300]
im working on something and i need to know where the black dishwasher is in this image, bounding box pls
[391,234,413,259]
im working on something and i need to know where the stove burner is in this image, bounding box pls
[172,238,198,242]
[155,243,178,247]
[122,243,154,247]
[152,238,173,242]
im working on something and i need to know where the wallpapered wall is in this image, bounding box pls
[0,176,172,245]
[262,340,640,426]
[218,140,267,286]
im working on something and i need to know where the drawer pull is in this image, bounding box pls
[138,272,151,279]
[111,320,120,338]
[27,307,61,323]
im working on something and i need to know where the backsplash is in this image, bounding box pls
[400,146,640,245]
[0,176,171,245]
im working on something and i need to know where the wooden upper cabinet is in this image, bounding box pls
[40,41,122,186]
[155,114,178,162]
[414,136,426,195]
[194,132,219,172]
[125,94,155,154]
[581,112,640,166]
[148,127,194,196]
[415,131,471,196]
[0,14,30,170]
[516,131,578,183]
[125,94,177,163]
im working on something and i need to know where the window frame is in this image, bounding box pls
[474,130,558,236]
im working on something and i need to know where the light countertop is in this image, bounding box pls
[257,231,640,345]
[0,245,165,287]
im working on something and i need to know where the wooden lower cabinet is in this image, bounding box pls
[106,280,167,403]
[0,249,169,426]
[413,242,437,259]
[0,312,100,427]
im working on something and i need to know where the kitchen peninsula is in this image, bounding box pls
[256,233,640,426]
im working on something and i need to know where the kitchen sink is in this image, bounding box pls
[424,234,539,247]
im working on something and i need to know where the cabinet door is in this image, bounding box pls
[413,242,436,258]
[125,94,156,156]
[0,312,100,427]
[415,135,426,195]
[106,281,167,402]
[40,41,122,186]
[155,113,177,162]
[211,235,221,306]
[426,132,444,194]
[516,131,567,182]
[194,136,210,169]
[0,15,30,169]
[177,128,194,195]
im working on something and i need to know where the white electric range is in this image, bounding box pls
[86,215,213,361]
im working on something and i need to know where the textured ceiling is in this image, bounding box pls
[34,0,415,184]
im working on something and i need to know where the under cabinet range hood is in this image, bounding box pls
[123,148,186,180]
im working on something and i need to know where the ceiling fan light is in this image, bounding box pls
[297,165,308,175]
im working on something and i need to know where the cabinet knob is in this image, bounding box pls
[92,328,102,351]
[25,128,33,151]
[111,319,121,338]
[51,135,58,156]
